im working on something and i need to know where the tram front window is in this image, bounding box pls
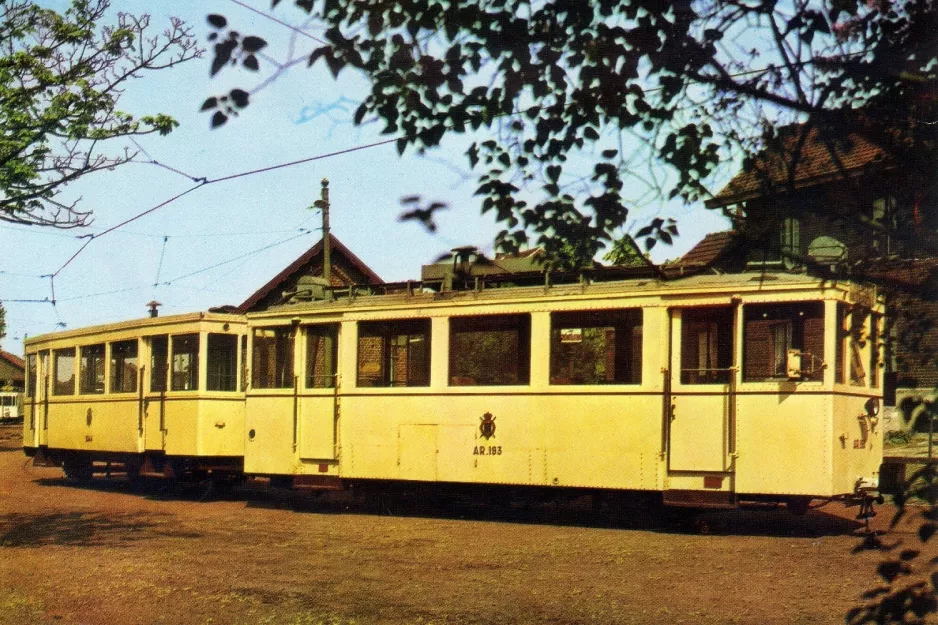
[744,302,824,381]
[26,355,36,399]
[680,308,733,384]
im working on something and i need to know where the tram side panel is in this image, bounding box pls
[338,393,662,491]
[831,393,882,496]
[733,392,833,497]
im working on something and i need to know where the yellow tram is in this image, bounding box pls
[23,272,884,510]
[23,312,247,480]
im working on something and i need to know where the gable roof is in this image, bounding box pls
[707,123,891,208]
[237,234,382,313]
[0,350,25,379]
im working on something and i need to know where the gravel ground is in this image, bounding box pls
[0,425,932,625]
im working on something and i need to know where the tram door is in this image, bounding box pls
[668,307,736,473]
[297,324,340,461]
[142,335,168,451]
[34,351,50,448]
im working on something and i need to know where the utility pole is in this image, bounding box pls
[313,178,331,286]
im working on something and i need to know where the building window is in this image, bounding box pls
[150,335,168,392]
[680,308,733,384]
[26,354,36,399]
[171,334,199,391]
[306,324,338,389]
[79,344,105,394]
[550,309,642,385]
[780,216,800,261]
[110,340,138,393]
[450,314,530,386]
[207,334,238,391]
[358,319,430,387]
[744,302,824,381]
[252,327,295,389]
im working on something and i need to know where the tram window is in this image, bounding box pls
[252,327,295,389]
[450,314,530,386]
[680,308,733,384]
[743,302,824,381]
[171,334,199,391]
[79,344,105,394]
[241,335,248,392]
[26,355,36,398]
[110,340,138,393]
[358,319,430,387]
[836,304,846,384]
[550,310,642,385]
[207,334,238,391]
[306,325,338,389]
[850,310,868,386]
[150,335,168,392]
[870,314,881,388]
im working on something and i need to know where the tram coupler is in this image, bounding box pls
[846,479,884,533]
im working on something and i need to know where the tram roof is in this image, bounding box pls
[250,271,873,319]
[24,311,244,347]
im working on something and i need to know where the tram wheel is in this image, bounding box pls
[787,497,812,516]
[62,456,93,483]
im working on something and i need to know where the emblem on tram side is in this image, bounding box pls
[479,412,496,440]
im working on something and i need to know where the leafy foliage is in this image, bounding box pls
[849,461,938,624]
[0,0,200,228]
[205,0,935,259]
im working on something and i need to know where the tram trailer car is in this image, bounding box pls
[0,391,22,423]
[244,272,884,511]
[22,312,247,481]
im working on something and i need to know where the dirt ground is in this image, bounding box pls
[0,426,933,625]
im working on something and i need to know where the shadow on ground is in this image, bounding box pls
[0,510,196,547]
[31,473,868,538]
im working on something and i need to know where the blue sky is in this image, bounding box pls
[0,0,732,354]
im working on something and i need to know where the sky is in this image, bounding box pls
[0,0,732,355]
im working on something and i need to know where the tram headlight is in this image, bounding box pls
[864,397,880,418]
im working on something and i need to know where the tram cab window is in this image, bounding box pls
[743,302,824,381]
[79,344,105,394]
[207,334,238,391]
[849,309,869,386]
[110,340,138,393]
[449,314,530,386]
[252,327,295,389]
[835,304,871,386]
[171,334,200,391]
[550,310,642,385]
[26,355,36,399]
[306,325,338,389]
[680,308,733,384]
[150,335,168,392]
[870,314,881,388]
[358,320,430,387]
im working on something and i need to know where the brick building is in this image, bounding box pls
[684,121,938,430]
[0,350,25,392]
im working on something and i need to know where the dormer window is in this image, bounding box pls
[872,195,897,255]
[780,217,800,264]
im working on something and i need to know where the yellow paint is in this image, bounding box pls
[23,274,884,502]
